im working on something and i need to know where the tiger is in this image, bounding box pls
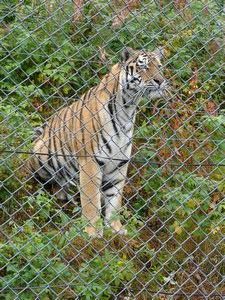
[29,47,169,237]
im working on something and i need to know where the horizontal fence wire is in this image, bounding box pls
[0,0,224,299]
[1,283,224,298]
[1,149,225,167]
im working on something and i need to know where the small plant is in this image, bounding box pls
[0,221,75,299]
[76,250,135,299]
[24,190,56,223]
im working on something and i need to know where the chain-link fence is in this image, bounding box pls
[0,0,225,299]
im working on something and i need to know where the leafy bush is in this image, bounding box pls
[0,219,157,299]
[0,221,74,299]
[0,0,224,297]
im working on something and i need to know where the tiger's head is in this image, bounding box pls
[120,47,169,100]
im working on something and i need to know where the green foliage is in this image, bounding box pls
[136,110,225,238]
[24,190,57,223]
[76,250,135,299]
[163,172,224,236]
[1,220,150,299]
[0,0,224,297]
[0,221,75,299]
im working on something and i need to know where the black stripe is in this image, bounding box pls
[94,105,107,154]
[65,137,79,173]
[95,157,105,166]
[124,140,132,150]
[126,66,129,89]
[52,136,64,178]
[105,193,115,198]
[108,95,119,137]
[105,74,110,82]
[58,110,73,175]
[113,96,124,128]
[29,164,37,174]
[59,109,79,178]
[122,95,127,106]
[48,118,57,172]
[90,118,96,154]
[100,130,112,153]
[29,163,48,183]
[118,159,129,167]
[107,159,129,175]
[107,165,118,175]
[92,98,101,150]
[38,157,53,178]
[71,101,79,151]
[102,178,124,192]
[79,101,85,149]
[130,65,134,76]
[96,101,112,154]
[84,87,92,102]
[63,107,79,173]
[92,118,100,149]
[112,75,119,94]
[50,112,67,179]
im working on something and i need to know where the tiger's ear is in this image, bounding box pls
[153,47,165,60]
[121,47,135,62]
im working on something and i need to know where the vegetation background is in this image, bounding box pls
[0,0,224,299]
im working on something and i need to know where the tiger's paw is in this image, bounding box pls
[84,226,103,238]
[109,220,127,236]
[114,227,127,235]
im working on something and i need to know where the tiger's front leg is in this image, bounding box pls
[102,163,129,235]
[79,158,103,237]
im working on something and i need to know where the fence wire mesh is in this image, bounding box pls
[0,0,225,299]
